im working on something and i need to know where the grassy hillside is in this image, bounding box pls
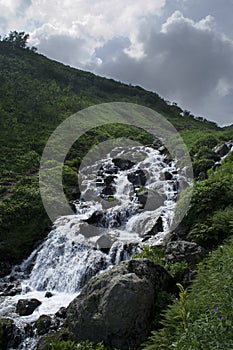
[0,38,231,273]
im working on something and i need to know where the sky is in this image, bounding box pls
[0,0,233,126]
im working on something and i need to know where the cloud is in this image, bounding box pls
[91,11,233,125]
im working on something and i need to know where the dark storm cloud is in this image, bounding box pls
[93,12,233,125]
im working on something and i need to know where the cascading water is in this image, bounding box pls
[0,144,190,349]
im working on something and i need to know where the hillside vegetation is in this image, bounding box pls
[0,33,223,271]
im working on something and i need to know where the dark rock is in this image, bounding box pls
[164,171,173,180]
[164,241,206,266]
[16,298,41,316]
[4,282,22,296]
[127,169,147,186]
[215,143,230,157]
[0,318,22,350]
[109,241,141,264]
[112,158,135,170]
[45,291,53,298]
[101,185,115,197]
[66,259,175,349]
[104,175,116,186]
[84,211,104,226]
[158,146,166,154]
[203,152,221,162]
[55,307,67,319]
[152,139,163,149]
[35,315,52,335]
[147,216,163,236]
[0,261,12,278]
[84,210,127,229]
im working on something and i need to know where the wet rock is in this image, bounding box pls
[16,298,41,316]
[127,169,147,186]
[215,143,230,157]
[95,234,116,250]
[104,174,116,186]
[98,164,118,176]
[55,307,67,319]
[147,216,163,236]
[152,139,163,149]
[84,211,104,226]
[79,222,102,238]
[0,318,22,350]
[137,190,165,211]
[101,185,115,197]
[66,259,175,350]
[164,241,206,266]
[0,281,22,296]
[35,315,52,335]
[45,291,53,298]
[79,255,108,289]
[112,158,135,170]
[158,146,166,154]
[84,210,127,229]
[164,171,173,180]
[109,241,141,264]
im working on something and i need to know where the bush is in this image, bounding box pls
[188,206,233,248]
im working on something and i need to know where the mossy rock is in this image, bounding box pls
[0,318,22,350]
[35,315,52,335]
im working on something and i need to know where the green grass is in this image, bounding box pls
[143,236,233,349]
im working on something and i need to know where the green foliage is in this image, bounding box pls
[132,246,189,283]
[2,31,30,49]
[132,245,165,265]
[192,158,215,178]
[51,341,77,350]
[143,237,233,349]
[50,341,110,350]
[183,162,233,227]
[188,206,233,248]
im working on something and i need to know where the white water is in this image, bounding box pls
[0,145,190,349]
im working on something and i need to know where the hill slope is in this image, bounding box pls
[0,40,230,274]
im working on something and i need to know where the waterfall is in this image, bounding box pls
[0,144,189,349]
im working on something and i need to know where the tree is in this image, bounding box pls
[3,31,29,49]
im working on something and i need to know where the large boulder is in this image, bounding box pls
[137,189,165,211]
[16,298,41,316]
[66,259,175,349]
[164,241,206,265]
[127,169,147,186]
[0,318,22,350]
[35,315,52,335]
[112,158,135,170]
